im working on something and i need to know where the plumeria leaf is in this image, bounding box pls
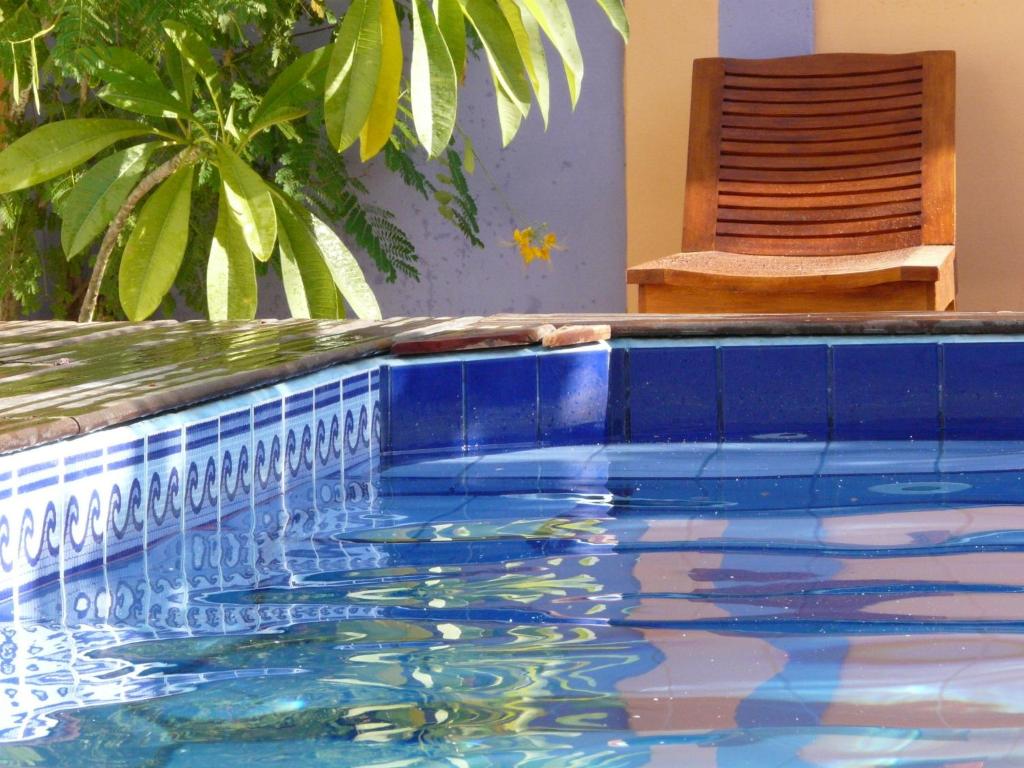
[411,0,457,157]
[0,119,153,193]
[215,144,277,262]
[88,46,189,118]
[325,0,383,152]
[458,0,532,114]
[249,47,329,139]
[162,21,220,86]
[434,0,467,78]
[516,0,583,106]
[274,192,341,319]
[359,0,403,161]
[118,164,195,320]
[593,0,629,40]
[61,142,158,258]
[207,185,258,320]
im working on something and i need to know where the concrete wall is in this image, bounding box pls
[344,2,627,318]
[625,0,1024,312]
[624,0,813,311]
[817,0,1022,310]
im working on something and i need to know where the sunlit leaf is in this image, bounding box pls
[411,0,457,157]
[274,192,341,319]
[509,1,550,127]
[309,211,382,320]
[87,46,188,118]
[359,0,403,161]
[61,142,158,258]
[493,74,524,146]
[458,0,532,114]
[118,164,194,320]
[164,44,195,112]
[215,144,277,262]
[162,20,220,86]
[593,0,629,40]
[516,0,583,106]
[433,0,466,78]
[207,185,257,320]
[0,119,153,193]
[325,0,383,152]
[249,47,329,139]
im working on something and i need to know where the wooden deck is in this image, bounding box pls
[4,312,1024,454]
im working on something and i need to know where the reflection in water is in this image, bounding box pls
[7,444,1024,765]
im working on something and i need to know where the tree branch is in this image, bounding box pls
[78,145,202,322]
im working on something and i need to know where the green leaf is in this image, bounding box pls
[164,45,195,112]
[249,47,329,139]
[463,134,476,174]
[593,0,629,40]
[458,0,532,115]
[61,142,158,259]
[309,210,382,320]
[274,193,340,319]
[89,46,188,118]
[207,185,257,320]
[324,0,383,153]
[411,0,457,157]
[434,0,466,78]
[0,119,153,194]
[162,21,220,86]
[511,1,550,127]
[517,0,584,106]
[118,164,195,321]
[493,74,524,146]
[215,144,277,262]
[359,0,403,161]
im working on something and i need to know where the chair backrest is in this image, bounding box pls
[683,51,955,256]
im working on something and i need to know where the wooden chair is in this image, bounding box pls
[627,51,957,313]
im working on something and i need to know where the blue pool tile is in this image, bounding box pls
[832,343,940,440]
[252,398,283,504]
[313,383,342,511]
[721,344,828,441]
[465,355,538,451]
[388,361,465,455]
[145,428,184,547]
[629,345,718,442]
[539,348,610,446]
[185,418,220,524]
[606,348,629,443]
[944,342,1024,439]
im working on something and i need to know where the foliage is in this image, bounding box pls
[0,0,628,320]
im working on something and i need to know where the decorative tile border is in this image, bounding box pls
[8,334,1024,605]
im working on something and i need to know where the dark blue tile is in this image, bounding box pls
[721,344,828,441]
[832,343,940,440]
[465,356,537,450]
[944,342,1024,439]
[539,348,610,445]
[629,345,718,442]
[606,348,629,443]
[388,361,464,453]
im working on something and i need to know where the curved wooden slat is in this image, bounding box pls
[719,160,922,184]
[721,134,921,156]
[723,69,923,91]
[715,229,921,256]
[723,94,923,117]
[720,146,922,169]
[718,200,921,221]
[722,107,923,131]
[718,214,922,238]
[720,52,925,76]
[722,81,922,104]
[717,174,923,197]
[721,120,923,143]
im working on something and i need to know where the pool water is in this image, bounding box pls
[5,441,1024,766]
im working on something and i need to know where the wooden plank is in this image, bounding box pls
[720,52,925,77]
[724,68,923,91]
[722,120,923,143]
[921,50,956,244]
[715,228,921,256]
[718,159,922,184]
[718,200,922,222]
[722,81,923,104]
[721,133,922,156]
[717,214,922,238]
[722,93,923,117]
[681,57,724,251]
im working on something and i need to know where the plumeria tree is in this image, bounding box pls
[0,0,627,321]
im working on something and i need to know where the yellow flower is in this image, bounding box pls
[512,226,563,266]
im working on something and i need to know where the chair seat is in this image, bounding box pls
[627,245,955,293]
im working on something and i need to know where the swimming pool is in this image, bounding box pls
[5,332,1024,766]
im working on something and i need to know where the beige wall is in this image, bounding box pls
[625,0,1024,311]
[624,0,717,311]
[817,0,1022,310]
